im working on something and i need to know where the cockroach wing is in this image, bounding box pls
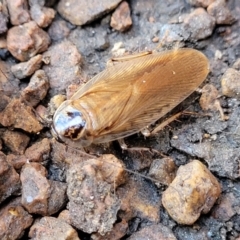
[71,48,209,144]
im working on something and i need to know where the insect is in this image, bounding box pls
[51,48,209,148]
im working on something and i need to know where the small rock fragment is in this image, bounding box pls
[29,216,80,240]
[0,198,33,240]
[21,69,49,107]
[212,192,238,221]
[0,98,43,133]
[152,36,159,43]
[111,41,126,57]
[162,160,221,225]
[0,35,7,49]
[25,138,51,162]
[127,223,177,240]
[149,157,177,186]
[7,154,28,170]
[0,60,20,97]
[200,84,225,120]
[50,138,93,168]
[58,210,71,224]
[0,94,10,112]
[6,0,30,25]
[94,32,110,51]
[232,58,240,71]
[57,0,122,26]
[67,156,124,235]
[47,180,67,215]
[207,0,235,25]
[7,21,50,61]
[110,1,132,32]
[21,163,50,215]
[214,49,223,60]
[97,154,126,187]
[2,130,30,154]
[221,68,240,99]
[30,5,56,28]
[66,84,79,99]
[0,0,9,34]
[183,8,215,40]
[11,54,42,79]
[117,176,161,223]
[48,19,71,41]
[186,0,215,8]
[159,24,189,47]
[92,219,128,240]
[42,40,82,95]
[0,152,21,203]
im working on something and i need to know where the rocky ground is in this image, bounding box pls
[0,0,240,239]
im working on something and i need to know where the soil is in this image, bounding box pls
[0,0,240,240]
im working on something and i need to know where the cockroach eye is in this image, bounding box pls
[52,105,86,140]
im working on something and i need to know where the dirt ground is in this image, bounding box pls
[0,0,240,239]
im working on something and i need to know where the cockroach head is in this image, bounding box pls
[51,105,86,141]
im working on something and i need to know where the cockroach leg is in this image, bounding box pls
[118,139,160,155]
[107,51,152,66]
[150,112,182,135]
[111,51,152,62]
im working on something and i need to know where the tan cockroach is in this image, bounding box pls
[51,48,209,149]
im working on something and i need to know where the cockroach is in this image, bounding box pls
[51,48,209,148]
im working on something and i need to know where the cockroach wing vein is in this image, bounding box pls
[71,48,209,144]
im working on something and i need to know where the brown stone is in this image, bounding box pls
[200,84,225,120]
[21,162,50,215]
[149,157,177,186]
[42,40,82,96]
[48,19,71,41]
[0,152,21,203]
[127,224,177,240]
[66,84,79,99]
[212,192,238,221]
[0,98,43,133]
[92,219,128,240]
[0,0,8,34]
[162,160,221,225]
[2,130,30,154]
[6,154,28,170]
[6,0,30,25]
[29,216,80,240]
[183,8,215,40]
[0,94,10,112]
[67,156,124,235]
[57,0,122,26]
[11,54,43,80]
[0,198,33,240]
[110,1,132,32]
[221,68,240,99]
[0,60,20,98]
[30,5,56,28]
[207,0,235,25]
[7,21,50,61]
[25,138,51,162]
[186,0,215,8]
[232,58,240,71]
[21,69,49,107]
[117,177,161,223]
[58,210,71,224]
[47,180,67,215]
